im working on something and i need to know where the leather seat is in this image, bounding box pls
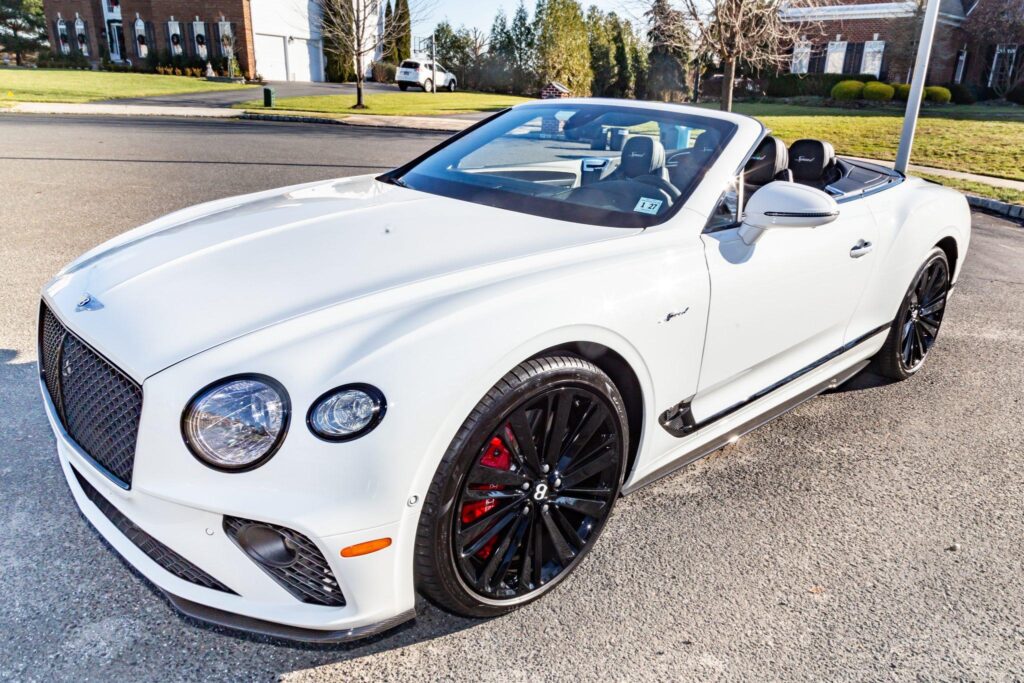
[788,139,838,188]
[613,136,668,181]
[744,136,792,187]
[669,129,721,190]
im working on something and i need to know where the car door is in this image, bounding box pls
[690,179,879,421]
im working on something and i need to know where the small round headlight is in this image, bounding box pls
[307,384,386,441]
[182,375,290,471]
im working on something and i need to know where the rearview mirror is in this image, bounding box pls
[738,182,840,245]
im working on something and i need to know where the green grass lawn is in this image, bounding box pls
[238,90,532,117]
[917,173,1024,205]
[0,69,255,103]
[719,102,1024,183]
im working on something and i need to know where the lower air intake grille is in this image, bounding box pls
[223,516,346,607]
[72,467,234,594]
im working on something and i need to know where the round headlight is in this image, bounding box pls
[182,375,290,471]
[307,384,386,441]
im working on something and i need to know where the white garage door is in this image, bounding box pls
[288,37,324,82]
[253,33,287,81]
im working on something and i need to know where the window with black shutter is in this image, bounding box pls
[843,42,865,74]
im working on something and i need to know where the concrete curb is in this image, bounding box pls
[240,111,467,132]
[966,195,1024,221]
[4,102,241,118]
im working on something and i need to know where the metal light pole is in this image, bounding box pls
[430,32,437,94]
[894,0,942,173]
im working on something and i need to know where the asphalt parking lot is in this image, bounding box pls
[1,115,1022,682]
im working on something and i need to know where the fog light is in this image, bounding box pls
[236,524,297,568]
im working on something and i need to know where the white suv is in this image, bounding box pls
[396,59,457,92]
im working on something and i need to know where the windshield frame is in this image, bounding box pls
[378,103,738,229]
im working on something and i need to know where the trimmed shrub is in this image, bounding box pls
[1006,81,1024,105]
[892,83,911,101]
[766,73,855,98]
[371,61,396,83]
[831,79,866,100]
[925,85,952,104]
[862,81,895,101]
[945,82,976,104]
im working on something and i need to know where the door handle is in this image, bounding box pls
[849,240,874,258]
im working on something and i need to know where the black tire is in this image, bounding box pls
[447,79,456,92]
[871,247,950,381]
[398,83,408,91]
[415,355,629,618]
[423,79,433,93]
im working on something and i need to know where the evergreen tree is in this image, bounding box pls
[645,0,688,102]
[631,43,649,99]
[611,19,633,97]
[586,7,616,96]
[0,0,46,66]
[534,0,592,96]
[393,0,411,63]
[508,1,536,94]
[383,0,394,63]
[483,9,514,92]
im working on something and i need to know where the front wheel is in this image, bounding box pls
[447,79,456,92]
[871,247,950,380]
[415,355,628,618]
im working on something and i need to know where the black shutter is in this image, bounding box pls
[843,42,864,75]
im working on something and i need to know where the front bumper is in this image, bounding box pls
[45,386,417,642]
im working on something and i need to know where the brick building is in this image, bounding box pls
[783,0,1020,93]
[42,0,342,82]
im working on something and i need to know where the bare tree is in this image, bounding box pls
[964,0,1024,96]
[313,0,432,108]
[678,0,825,111]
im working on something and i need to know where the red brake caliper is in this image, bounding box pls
[462,435,512,559]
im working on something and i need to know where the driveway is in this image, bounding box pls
[1,115,1022,682]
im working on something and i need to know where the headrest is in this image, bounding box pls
[690,129,721,162]
[788,139,836,182]
[620,136,666,178]
[745,136,789,185]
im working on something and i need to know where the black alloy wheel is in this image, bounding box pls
[415,355,628,617]
[873,248,951,380]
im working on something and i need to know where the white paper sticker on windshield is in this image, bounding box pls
[634,197,663,215]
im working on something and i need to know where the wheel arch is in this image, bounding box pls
[528,341,645,485]
[935,235,959,282]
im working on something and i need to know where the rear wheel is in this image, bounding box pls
[415,355,628,617]
[423,78,434,93]
[398,83,408,91]
[871,248,950,380]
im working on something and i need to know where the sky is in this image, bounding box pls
[413,0,643,36]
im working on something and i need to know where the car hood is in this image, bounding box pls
[43,175,635,380]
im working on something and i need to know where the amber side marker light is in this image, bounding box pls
[341,537,392,558]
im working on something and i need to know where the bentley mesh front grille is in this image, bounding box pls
[72,467,234,593]
[223,516,346,607]
[39,304,142,487]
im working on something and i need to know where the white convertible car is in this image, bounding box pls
[39,99,970,642]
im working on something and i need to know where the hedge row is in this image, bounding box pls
[830,79,952,103]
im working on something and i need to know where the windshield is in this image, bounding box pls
[390,103,737,228]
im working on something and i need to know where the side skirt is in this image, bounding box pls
[622,343,880,495]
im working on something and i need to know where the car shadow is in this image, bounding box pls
[0,348,482,676]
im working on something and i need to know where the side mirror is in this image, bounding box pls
[738,181,840,245]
